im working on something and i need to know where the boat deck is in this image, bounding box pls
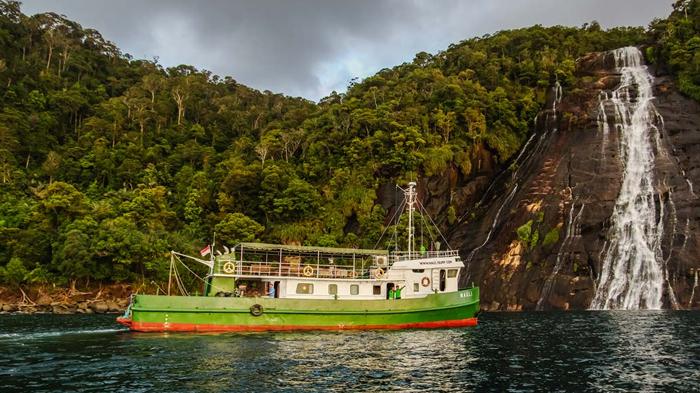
[214,244,459,280]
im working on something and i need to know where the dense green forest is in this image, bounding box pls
[0,0,697,286]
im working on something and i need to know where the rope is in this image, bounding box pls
[173,253,231,295]
[373,196,406,250]
[172,260,189,296]
[416,199,451,250]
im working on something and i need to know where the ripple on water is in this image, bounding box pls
[0,312,699,392]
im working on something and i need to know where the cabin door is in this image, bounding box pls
[431,269,440,291]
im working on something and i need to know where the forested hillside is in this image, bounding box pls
[0,0,697,287]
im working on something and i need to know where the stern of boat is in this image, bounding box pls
[116,295,134,329]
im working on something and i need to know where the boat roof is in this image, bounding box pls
[236,242,388,256]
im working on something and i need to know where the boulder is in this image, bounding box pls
[52,305,71,314]
[106,301,121,312]
[36,294,53,306]
[90,301,109,313]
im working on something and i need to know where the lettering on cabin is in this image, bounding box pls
[417,260,452,266]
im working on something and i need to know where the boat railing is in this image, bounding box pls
[219,259,382,280]
[389,249,460,262]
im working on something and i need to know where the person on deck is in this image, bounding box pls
[395,284,405,299]
[388,286,395,300]
[268,283,275,298]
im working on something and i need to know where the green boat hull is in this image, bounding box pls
[117,288,479,332]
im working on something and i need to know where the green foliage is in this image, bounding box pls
[447,205,457,225]
[214,213,264,245]
[543,227,561,247]
[649,0,700,102]
[0,2,675,286]
[516,219,540,249]
[272,178,321,221]
[517,220,534,243]
[0,257,28,286]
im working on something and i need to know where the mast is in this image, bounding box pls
[406,181,416,259]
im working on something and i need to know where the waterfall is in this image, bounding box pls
[552,80,562,133]
[597,91,610,160]
[463,185,518,285]
[689,270,698,308]
[553,80,563,114]
[536,202,585,310]
[590,47,668,310]
[466,185,519,264]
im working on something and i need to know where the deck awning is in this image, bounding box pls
[236,242,388,256]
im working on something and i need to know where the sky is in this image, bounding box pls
[21,0,673,101]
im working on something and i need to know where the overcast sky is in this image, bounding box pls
[21,0,672,101]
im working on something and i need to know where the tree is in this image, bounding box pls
[214,213,264,246]
[171,75,192,125]
[142,73,164,106]
[99,97,127,147]
[41,150,61,183]
[0,257,28,286]
[272,178,321,221]
[35,181,87,228]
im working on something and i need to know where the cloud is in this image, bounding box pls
[21,0,672,101]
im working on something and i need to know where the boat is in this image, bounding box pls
[117,182,480,332]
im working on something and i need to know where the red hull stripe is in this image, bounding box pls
[116,317,477,332]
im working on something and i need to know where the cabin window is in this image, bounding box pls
[413,283,419,292]
[373,285,381,295]
[439,270,446,291]
[296,283,314,294]
[328,284,337,295]
[412,269,425,273]
[447,269,458,278]
[350,284,359,295]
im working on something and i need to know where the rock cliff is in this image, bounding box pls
[437,48,700,310]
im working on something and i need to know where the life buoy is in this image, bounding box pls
[250,304,263,316]
[302,265,314,277]
[222,261,236,274]
[374,268,385,279]
[421,277,431,287]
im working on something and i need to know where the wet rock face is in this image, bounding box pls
[444,49,700,311]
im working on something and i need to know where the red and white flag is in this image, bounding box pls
[199,244,211,257]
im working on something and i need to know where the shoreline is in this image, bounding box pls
[0,284,132,315]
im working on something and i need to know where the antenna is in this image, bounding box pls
[406,181,416,259]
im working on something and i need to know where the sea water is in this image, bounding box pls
[0,312,698,392]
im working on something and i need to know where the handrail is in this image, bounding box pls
[216,259,383,280]
[389,250,460,260]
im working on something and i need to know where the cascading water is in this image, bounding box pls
[590,47,668,310]
[536,201,584,310]
[597,91,610,160]
[465,185,519,265]
[689,270,698,308]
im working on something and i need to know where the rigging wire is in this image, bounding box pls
[373,196,406,250]
[173,263,188,296]
[416,199,452,250]
[172,253,231,295]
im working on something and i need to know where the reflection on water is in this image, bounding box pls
[0,312,698,392]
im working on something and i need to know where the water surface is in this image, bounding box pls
[1,311,698,392]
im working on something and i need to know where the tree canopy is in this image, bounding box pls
[0,0,696,286]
